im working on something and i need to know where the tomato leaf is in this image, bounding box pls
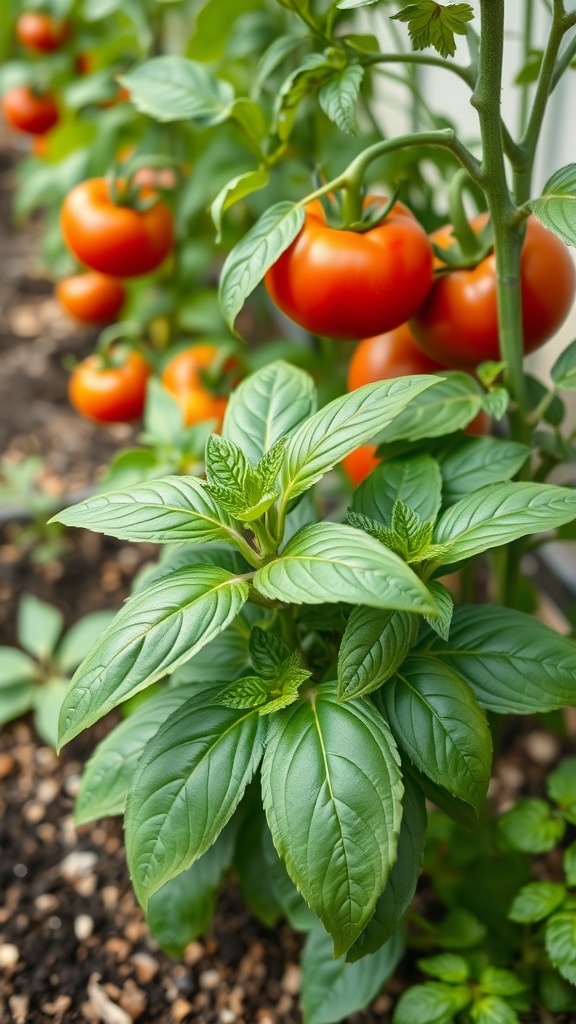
[318,63,364,135]
[254,522,438,614]
[262,685,404,956]
[126,699,267,909]
[392,2,475,60]
[530,164,576,247]
[119,56,234,124]
[218,202,305,335]
[211,168,270,242]
[58,566,250,747]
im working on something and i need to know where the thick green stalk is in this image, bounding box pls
[519,0,535,135]
[472,0,528,414]
[516,0,570,204]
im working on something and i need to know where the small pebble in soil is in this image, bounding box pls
[0,942,20,968]
[131,951,159,984]
[523,730,561,765]
[59,850,98,881]
[200,968,221,991]
[8,994,29,1023]
[74,914,95,941]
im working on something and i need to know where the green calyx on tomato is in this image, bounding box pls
[264,195,434,340]
[410,213,576,369]
[60,177,174,278]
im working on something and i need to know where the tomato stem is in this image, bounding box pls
[447,169,485,261]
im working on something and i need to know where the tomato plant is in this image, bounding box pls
[411,215,576,368]
[16,12,71,52]
[56,271,125,325]
[69,349,150,423]
[60,178,173,278]
[264,198,433,340]
[2,85,59,135]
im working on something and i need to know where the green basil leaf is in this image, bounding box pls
[302,926,404,1024]
[418,605,576,714]
[438,438,530,505]
[377,372,482,446]
[75,685,206,825]
[126,699,267,908]
[262,684,403,956]
[551,338,576,391]
[377,655,492,812]
[347,777,426,961]
[17,594,63,661]
[254,523,438,614]
[338,606,418,701]
[471,996,520,1024]
[58,566,249,747]
[394,981,471,1024]
[508,882,566,924]
[283,375,439,506]
[55,611,116,674]
[499,799,565,854]
[545,912,576,985]
[434,482,576,563]
[33,678,69,749]
[147,816,239,956]
[418,953,469,984]
[352,455,442,525]
[223,360,317,464]
[53,476,239,546]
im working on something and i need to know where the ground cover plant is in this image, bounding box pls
[3,0,576,1021]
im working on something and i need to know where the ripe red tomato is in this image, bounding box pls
[69,350,150,423]
[264,197,433,340]
[348,323,443,390]
[161,344,239,395]
[410,214,576,368]
[342,445,379,486]
[175,388,228,429]
[466,409,491,436]
[56,272,126,325]
[16,13,71,52]
[60,178,173,278]
[2,86,59,135]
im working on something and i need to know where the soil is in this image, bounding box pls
[0,141,573,1024]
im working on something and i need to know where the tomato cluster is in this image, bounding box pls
[410,214,576,368]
